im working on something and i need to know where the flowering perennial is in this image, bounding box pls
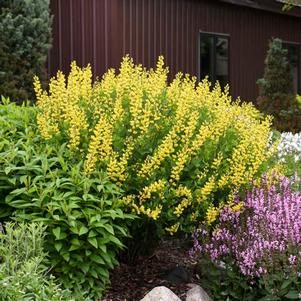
[191,175,301,278]
[34,57,275,233]
[277,132,301,162]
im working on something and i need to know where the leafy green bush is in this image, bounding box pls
[0,222,73,301]
[0,96,36,219]
[0,0,52,101]
[196,256,260,301]
[0,99,134,299]
[256,38,301,132]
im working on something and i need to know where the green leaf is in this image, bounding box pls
[88,230,97,238]
[70,238,80,246]
[79,226,88,236]
[285,290,299,299]
[88,237,98,248]
[96,267,109,278]
[69,244,81,251]
[101,252,112,265]
[53,227,61,240]
[4,166,11,174]
[281,279,293,291]
[70,226,79,234]
[108,235,124,248]
[90,268,99,279]
[98,244,107,254]
[79,262,90,274]
[62,252,70,262]
[54,242,63,252]
[90,254,105,264]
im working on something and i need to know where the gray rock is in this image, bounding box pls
[186,285,212,301]
[165,266,191,284]
[140,286,182,301]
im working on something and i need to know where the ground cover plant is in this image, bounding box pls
[0,222,73,301]
[191,175,301,300]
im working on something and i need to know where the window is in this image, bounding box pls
[199,32,229,89]
[283,42,300,93]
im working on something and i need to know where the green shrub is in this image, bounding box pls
[0,96,36,219]
[0,222,73,301]
[256,38,301,132]
[196,256,260,301]
[34,57,276,238]
[0,0,52,101]
[0,100,135,299]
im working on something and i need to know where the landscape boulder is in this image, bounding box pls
[186,284,213,301]
[140,286,181,301]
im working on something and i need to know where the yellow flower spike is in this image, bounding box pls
[139,180,166,203]
[165,223,180,235]
[205,205,220,226]
[198,176,216,203]
[84,116,113,174]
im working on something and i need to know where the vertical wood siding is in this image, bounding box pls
[48,0,301,101]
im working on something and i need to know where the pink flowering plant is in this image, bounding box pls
[191,175,301,300]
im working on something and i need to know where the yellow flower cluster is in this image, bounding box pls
[165,222,180,235]
[173,186,193,217]
[205,200,244,226]
[206,204,221,226]
[139,180,166,202]
[35,56,276,233]
[84,116,113,174]
[34,62,92,149]
[198,176,216,203]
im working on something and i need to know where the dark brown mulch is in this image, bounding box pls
[102,238,199,301]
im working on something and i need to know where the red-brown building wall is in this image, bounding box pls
[48,0,301,101]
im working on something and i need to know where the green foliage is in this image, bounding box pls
[0,100,135,299]
[0,0,52,101]
[282,0,301,11]
[257,38,294,99]
[0,96,36,219]
[256,38,301,132]
[197,257,301,301]
[197,257,260,301]
[0,222,73,301]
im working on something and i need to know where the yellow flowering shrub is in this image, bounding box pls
[34,56,276,234]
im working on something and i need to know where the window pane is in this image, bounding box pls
[216,37,229,88]
[200,33,229,89]
[200,35,215,84]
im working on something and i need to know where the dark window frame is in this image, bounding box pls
[282,40,300,94]
[198,31,231,89]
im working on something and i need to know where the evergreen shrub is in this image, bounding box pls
[0,0,52,101]
[257,38,301,132]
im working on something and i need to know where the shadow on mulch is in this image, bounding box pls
[102,238,199,301]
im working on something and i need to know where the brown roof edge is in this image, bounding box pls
[219,0,301,17]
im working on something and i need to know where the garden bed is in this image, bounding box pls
[102,238,198,301]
